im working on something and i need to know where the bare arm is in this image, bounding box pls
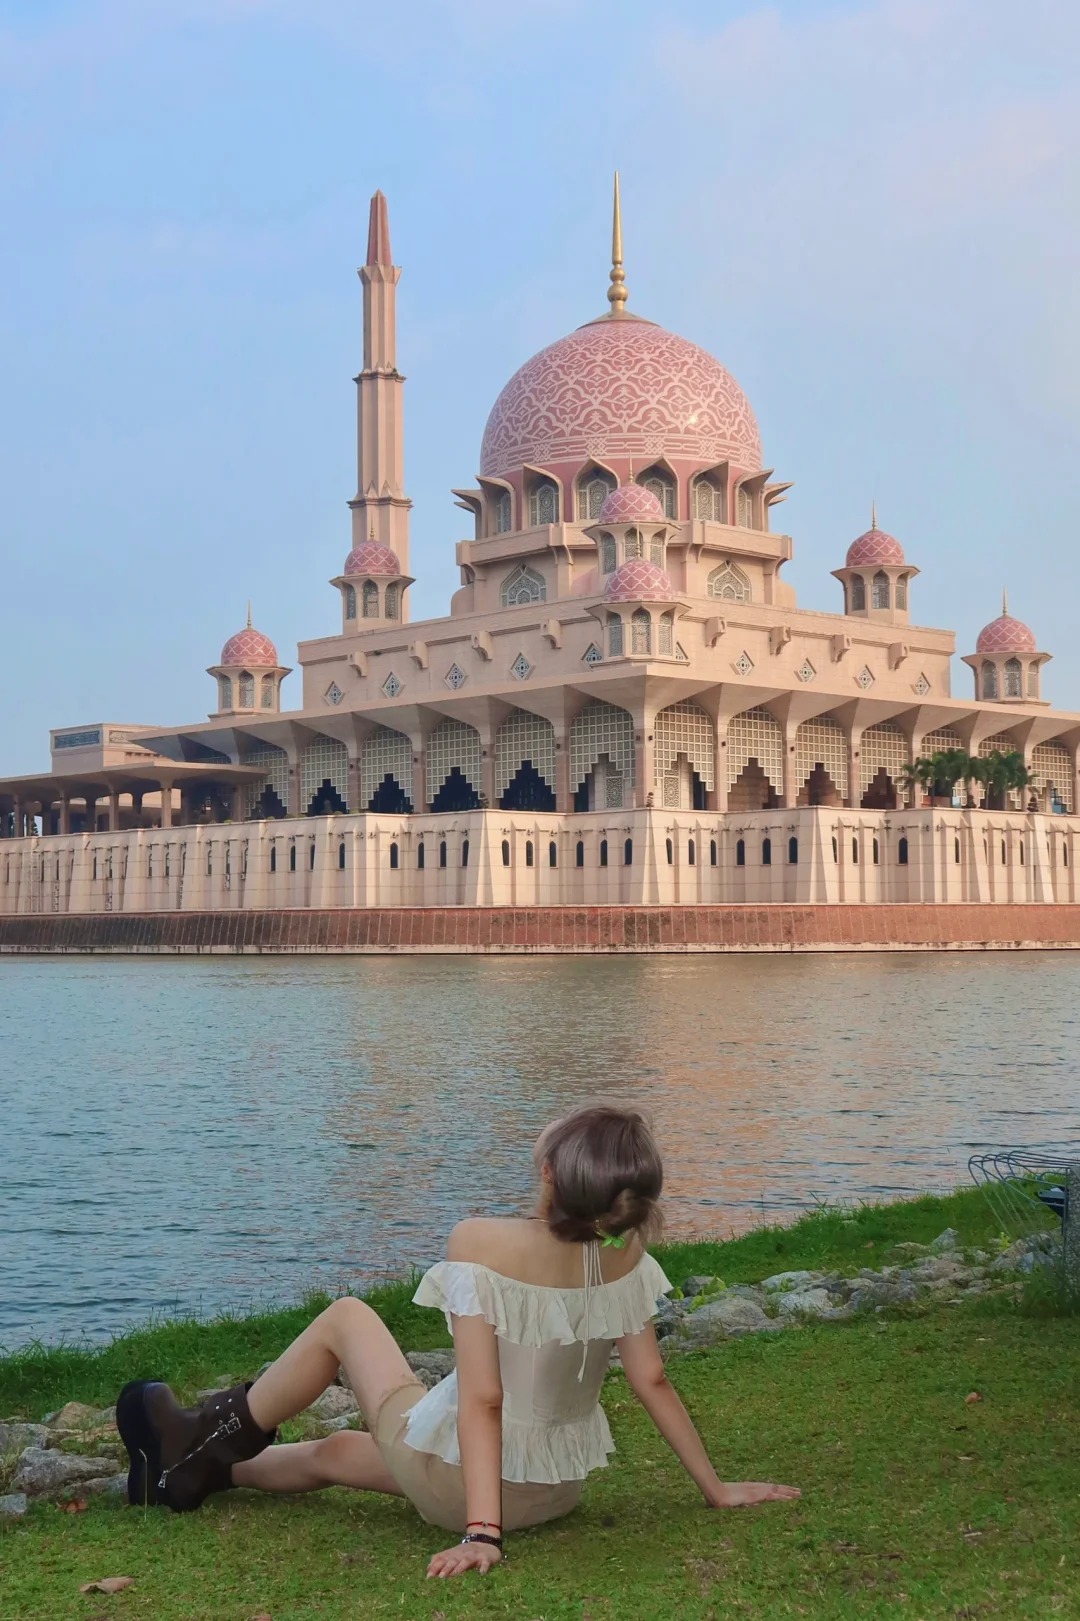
[616,1323,800,1508]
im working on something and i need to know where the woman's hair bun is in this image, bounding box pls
[535,1105,663,1245]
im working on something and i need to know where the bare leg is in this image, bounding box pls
[246,1298,418,1436]
[233,1430,403,1497]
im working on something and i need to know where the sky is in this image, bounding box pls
[0,0,1077,771]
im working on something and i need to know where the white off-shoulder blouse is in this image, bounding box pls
[403,1248,673,1485]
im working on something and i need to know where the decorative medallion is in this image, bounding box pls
[583,643,604,667]
[855,665,875,690]
[381,671,402,699]
[511,653,532,681]
[324,682,344,706]
[913,672,931,696]
[797,659,816,683]
[733,651,754,677]
[444,663,467,691]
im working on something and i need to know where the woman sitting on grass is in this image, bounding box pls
[117,1105,800,1579]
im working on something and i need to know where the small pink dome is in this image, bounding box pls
[342,540,401,576]
[220,625,278,666]
[845,528,905,567]
[976,613,1037,654]
[598,483,665,524]
[604,559,675,603]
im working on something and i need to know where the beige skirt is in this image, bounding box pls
[372,1380,584,1533]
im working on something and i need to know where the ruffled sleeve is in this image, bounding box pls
[412,1253,673,1347]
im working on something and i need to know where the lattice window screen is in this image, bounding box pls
[242,742,289,816]
[794,717,849,800]
[570,702,635,793]
[426,719,482,802]
[300,735,349,809]
[1031,741,1073,812]
[708,563,751,602]
[655,701,715,790]
[979,733,1023,808]
[726,708,783,791]
[922,727,963,754]
[361,726,413,807]
[495,709,556,799]
[859,722,909,794]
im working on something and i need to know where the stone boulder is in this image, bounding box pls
[45,1402,101,1431]
[928,1228,960,1254]
[12,1448,119,1500]
[406,1350,456,1389]
[307,1386,360,1422]
[775,1287,836,1319]
[681,1276,721,1299]
[761,1270,825,1293]
[847,1275,919,1313]
[0,1421,48,1454]
[675,1294,775,1347]
[0,1493,28,1519]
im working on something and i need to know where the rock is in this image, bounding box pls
[908,1256,971,1282]
[406,1351,456,1389]
[12,1448,118,1499]
[883,1241,931,1261]
[775,1287,836,1319]
[848,1276,919,1313]
[654,1298,688,1340]
[676,1295,774,1346]
[81,1473,128,1498]
[0,1493,28,1519]
[929,1228,960,1254]
[319,1414,366,1434]
[682,1275,721,1298]
[0,1421,48,1454]
[45,1402,98,1432]
[307,1386,359,1422]
[761,1270,825,1293]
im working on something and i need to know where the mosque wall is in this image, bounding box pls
[3,807,1079,918]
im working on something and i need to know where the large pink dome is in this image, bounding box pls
[976,613,1037,654]
[846,528,905,567]
[605,559,675,603]
[480,316,762,479]
[343,540,401,576]
[220,625,278,666]
[598,483,665,524]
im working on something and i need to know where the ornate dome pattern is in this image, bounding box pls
[220,626,278,666]
[480,318,762,478]
[605,559,675,603]
[598,483,665,523]
[343,541,401,576]
[846,528,905,567]
[976,613,1037,654]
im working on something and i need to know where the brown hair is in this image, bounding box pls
[534,1105,663,1245]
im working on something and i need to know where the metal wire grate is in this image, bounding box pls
[968,1150,1072,1240]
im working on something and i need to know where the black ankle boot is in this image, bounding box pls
[117,1379,276,1512]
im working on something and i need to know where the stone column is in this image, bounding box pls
[159,778,174,829]
[554,730,572,812]
[847,727,861,811]
[231,784,245,823]
[59,795,71,835]
[636,717,655,809]
[411,747,426,814]
[781,723,798,810]
[713,719,728,813]
[108,790,121,832]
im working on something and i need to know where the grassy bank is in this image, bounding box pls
[2,1187,1075,1621]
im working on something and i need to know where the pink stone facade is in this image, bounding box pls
[2,185,1078,939]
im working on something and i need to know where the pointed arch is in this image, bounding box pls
[300,734,349,815]
[859,721,908,808]
[1031,740,1072,812]
[500,564,547,607]
[654,701,714,809]
[361,725,414,812]
[238,672,255,707]
[242,741,289,818]
[527,475,560,527]
[575,463,617,521]
[345,584,357,619]
[384,582,400,619]
[631,608,651,653]
[362,580,380,617]
[981,660,998,699]
[850,574,866,612]
[426,718,482,810]
[569,701,635,810]
[736,484,754,527]
[708,562,751,603]
[727,708,783,809]
[1004,657,1023,698]
[637,462,677,518]
[693,472,726,522]
[495,709,557,809]
[795,716,848,805]
[599,533,617,574]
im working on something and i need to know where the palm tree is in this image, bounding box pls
[979,748,1030,811]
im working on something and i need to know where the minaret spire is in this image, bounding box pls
[352,189,411,593]
[246,600,252,628]
[607,170,628,316]
[871,500,877,531]
[1003,586,1009,616]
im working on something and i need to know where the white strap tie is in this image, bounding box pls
[578,1239,602,1381]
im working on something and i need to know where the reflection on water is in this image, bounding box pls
[2,953,1078,1348]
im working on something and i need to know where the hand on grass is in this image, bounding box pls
[427,1540,503,1578]
[706,1481,801,1508]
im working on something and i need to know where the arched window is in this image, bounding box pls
[576,471,615,520]
[289,844,297,872]
[439,840,447,868]
[384,583,400,620]
[270,846,277,873]
[1004,657,1023,698]
[872,571,890,609]
[710,839,718,866]
[525,840,534,867]
[851,575,866,612]
[639,466,677,518]
[261,674,275,709]
[896,576,908,611]
[693,477,724,522]
[607,613,624,656]
[362,580,379,618]
[501,839,511,866]
[1027,662,1039,697]
[500,565,546,607]
[624,838,633,865]
[982,660,998,699]
[708,563,751,603]
[600,838,608,867]
[599,534,617,574]
[736,838,746,866]
[576,840,584,868]
[872,837,880,865]
[218,676,233,710]
[495,488,512,533]
[736,485,754,527]
[238,672,255,707]
[345,584,357,620]
[762,837,772,865]
[898,837,908,865]
[417,841,425,869]
[659,613,674,655]
[462,838,470,867]
[788,836,798,864]
[390,842,400,870]
[338,840,346,870]
[631,609,651,654]
[688,838,696,866]
[666,838,674,865]
[650,537,665,567]
[529,478,559,527]
[624,528,644,561]
[549,840,558,868]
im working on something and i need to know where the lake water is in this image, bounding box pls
[2,952,1078,1350]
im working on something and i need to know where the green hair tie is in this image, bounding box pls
[599,1232,626,1249]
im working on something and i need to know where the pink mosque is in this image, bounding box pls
[3,181,1080,929]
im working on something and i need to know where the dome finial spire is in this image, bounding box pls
[607,170,628,316]
[246,599,252,628]
[1002,586,1009,616]
[871,499,877,531]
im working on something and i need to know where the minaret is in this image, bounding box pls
[350,189,411,593]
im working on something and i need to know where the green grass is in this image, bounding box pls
[2,1188,1074,1619]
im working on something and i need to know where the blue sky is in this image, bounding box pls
[0,0,1077,770]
